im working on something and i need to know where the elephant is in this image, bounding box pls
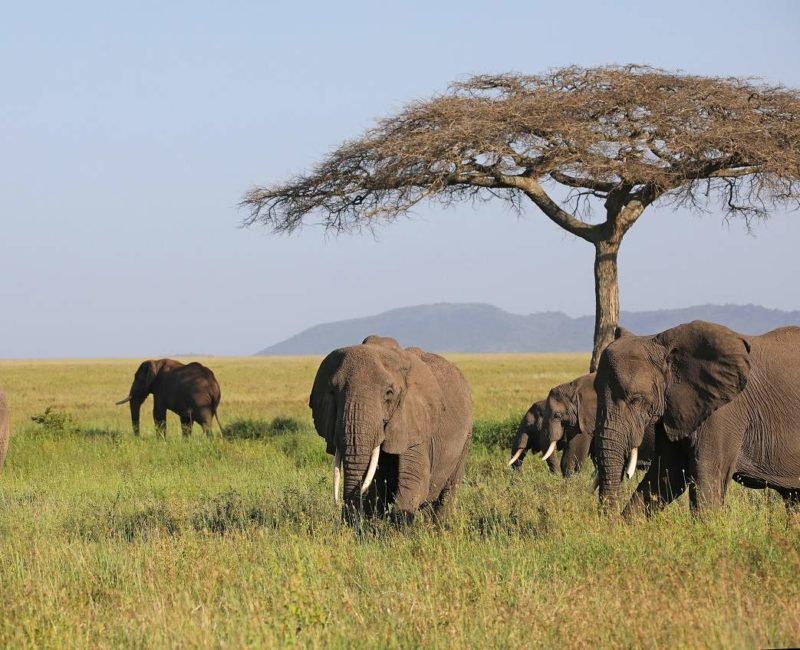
[0,388,8,469]
[507,400,562,475]
[540,373,655,479]
[594,321,800,516]
[309,335,473,523]
[115,359,222,436]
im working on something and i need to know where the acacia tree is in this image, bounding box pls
[242,65,800,370]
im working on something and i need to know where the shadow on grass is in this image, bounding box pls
[190,488,329,535]
[464,503,551,540]
[67,489,333,542]
[223,417,304,440]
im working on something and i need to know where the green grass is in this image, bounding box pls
[0,355,798,648]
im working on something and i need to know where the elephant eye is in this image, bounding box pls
[385,388,395,400]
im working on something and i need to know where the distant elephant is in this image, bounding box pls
[507,400,562,475]
[541,373,655,479]
[594,322,800,516]
[115,359,222,436]
[0,388,8,469]
[310,335,473,523]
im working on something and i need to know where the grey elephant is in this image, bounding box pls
[0,388,8,469]
[539,372,655,480]
[310,335,473,523]
[594,321,800,516]
[116,359,222,436]
[508,400,562,475]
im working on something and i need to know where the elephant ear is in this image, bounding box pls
[575,373,598,437]
[550,383,578,427]
[656,321,751,441]
[136,360,163,393]
[308,350,343,455]
[383,353,444,454]
[531,400,546,430]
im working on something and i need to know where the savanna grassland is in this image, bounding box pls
[0,355,798,648]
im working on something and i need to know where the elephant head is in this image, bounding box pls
[309,335,444,517]
[541,373,597,477]
[594,322,751,507]
[116,359,181,434]
[508,400,553,471]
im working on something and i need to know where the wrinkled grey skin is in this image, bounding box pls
[310,336,473,524]
[594,321,800,517]
[543,373,655,478]
[0,388,9,470]
[119,359,222,436]
[509,400,562,475]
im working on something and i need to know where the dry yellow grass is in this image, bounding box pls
[0,354,797,648]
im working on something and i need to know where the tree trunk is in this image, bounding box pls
[590,239,621,372]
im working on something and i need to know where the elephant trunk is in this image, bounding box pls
[560,444,577,478]
[129,398,144,436]
[340,400,384,515]
[508,428,528,468]
[548,419,564,444]
[597,426,627,509]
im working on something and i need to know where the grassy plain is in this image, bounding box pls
[0,354,797,648]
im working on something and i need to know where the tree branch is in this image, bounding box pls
[508,176,601,242]
[708,166,761,178]
[550,171,616,193]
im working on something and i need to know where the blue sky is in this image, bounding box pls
[1,0,798,357]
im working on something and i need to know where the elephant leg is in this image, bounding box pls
[432,437,471,523]
[153,400,167,437]
[392,443,429,521]
[562,432,592,478]
[625,437,691,519]
[363,452,398,519]
[197,407,214,437]
[545,453,561,475]
[180,414,193,437]
[690,413,744,514]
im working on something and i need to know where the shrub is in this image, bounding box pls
[471,417,518,449]
[30,407,80,436]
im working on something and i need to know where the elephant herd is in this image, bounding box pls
[311,321,800,523]
[0,319,798,524]
[509,321,800,517]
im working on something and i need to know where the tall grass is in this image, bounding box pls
[0,355,797,647]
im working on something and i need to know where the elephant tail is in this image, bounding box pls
[214,411,224,436]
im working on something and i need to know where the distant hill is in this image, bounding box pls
[256,303,800,355]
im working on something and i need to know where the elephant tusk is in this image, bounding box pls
[115,396,132,405]
[333,448,342,504]
[508,448,524,466]
[591,470,600,493]
[360,446,381,496]
[541,441,557,462]
[625,447,639,480]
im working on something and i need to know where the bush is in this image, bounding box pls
[30,407,80,436]
[471,417,518,449]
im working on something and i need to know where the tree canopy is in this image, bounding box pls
[242,65,800,368]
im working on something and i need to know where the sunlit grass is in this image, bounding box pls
[0,355,797,647]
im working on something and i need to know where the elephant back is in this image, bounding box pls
[408,349,473,433]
